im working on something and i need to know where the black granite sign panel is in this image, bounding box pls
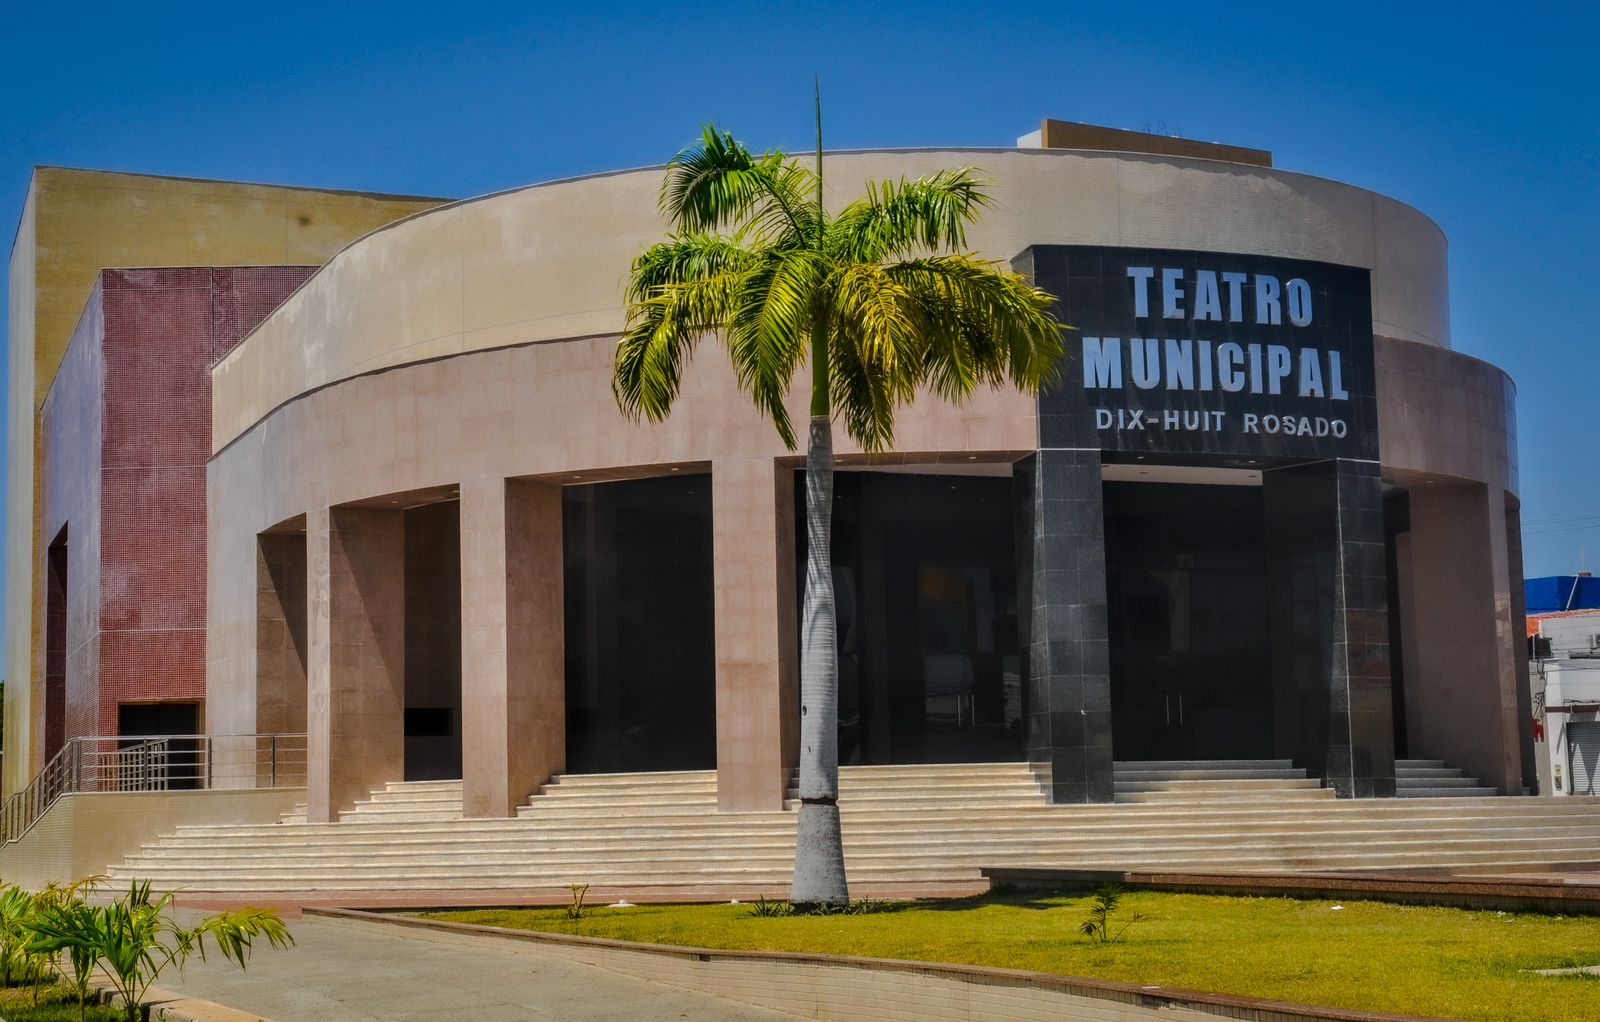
[1026,246,1377,461]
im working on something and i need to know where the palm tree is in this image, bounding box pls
[613,96,1065,906]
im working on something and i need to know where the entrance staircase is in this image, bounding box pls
[107,761,1600,899]
[1113,760,1331,804]
[1395,759,1498,798]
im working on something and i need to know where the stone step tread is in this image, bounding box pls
[1398,788,1498,798]
[149,817,1600,848]
[148,817,1600,852]
[111,847,1600,889]
[1112,760,1296,770]
[169,797,1600,832]
[117,846,1595,880]
[524,800,1046,815]
[364,791,468,804]
[1110,769,1310,782]
[1112,779,1323,791]
[784,783,1049,799]
[1395,776,1485,786]
[168,802,1600,839]
[1115,793,1336,803]
[127,832,1600,869]
[146,824,1600,857]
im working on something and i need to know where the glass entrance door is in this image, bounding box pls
[1105,481,1275,761]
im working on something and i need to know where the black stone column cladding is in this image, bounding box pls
[1014,450,1115,803]
[1264,458,1395,797]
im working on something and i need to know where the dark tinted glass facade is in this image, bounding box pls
[563,475,716,773]
[798,472,1023,765]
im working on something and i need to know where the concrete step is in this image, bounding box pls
[1112,778,1323,793]
[121,833,1600,879]
[1398,786,1499,798]
[108,763,1600,898]
[1116,790,1336,804]
[146,816,1600,854]
[1393,775,1491,788]
[126,827,1600,870]
[142,824,1600,862]
[380,780,464,793]
[363,789,467,805]
[166,796,1600,842]
[1112,767,1309,782]
[115,841,1600,895]
[1112,760,1296,772]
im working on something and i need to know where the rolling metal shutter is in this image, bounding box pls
[1569,722,1600,796]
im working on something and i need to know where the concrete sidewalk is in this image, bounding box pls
[162,913,797,1021]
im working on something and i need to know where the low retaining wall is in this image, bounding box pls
[0,788,304,889]
[314,908,1439,1022]
[982,867,1600,916]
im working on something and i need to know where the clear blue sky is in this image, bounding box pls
[2,2,1597,651]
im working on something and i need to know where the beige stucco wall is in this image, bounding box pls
[212,147,1454,452]
[5,168,445,795]
[5,182,39,793]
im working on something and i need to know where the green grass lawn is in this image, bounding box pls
[429,889,1600,1021]
[0,980,121,1022]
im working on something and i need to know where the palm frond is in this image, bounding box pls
[661,125,816,241]
[828,311,901,453]
[828,169,990,262]
[829,262,924,392]
[626,233,758,303]
[885,255,1066,400]
[614,269,746,424]
[723,249,825,448]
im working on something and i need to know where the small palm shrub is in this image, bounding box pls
[14,877,293,1022]
[564,883,590,921]
[1079,883,1140,944]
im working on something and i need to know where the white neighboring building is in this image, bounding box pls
[1529,609,1600,796]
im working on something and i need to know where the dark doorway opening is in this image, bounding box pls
[564,475,716,773]
[44,528,68,764]
[1104,481,1274,760]
[404,501,463,781]
[119,702,201,789]
[797,471,1022,766]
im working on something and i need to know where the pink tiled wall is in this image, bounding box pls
[40,267,315,741]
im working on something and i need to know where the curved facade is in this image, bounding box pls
[203,143,1531,819]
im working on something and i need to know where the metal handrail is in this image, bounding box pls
[0,733,308,844]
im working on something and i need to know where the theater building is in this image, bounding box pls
[7,122,1535,818]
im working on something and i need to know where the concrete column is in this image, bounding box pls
[306,506,405,823]
[460,478,565,818]
[1405,483,1525,792]
[711,459,798,812]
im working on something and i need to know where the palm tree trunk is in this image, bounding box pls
[792,412,849,906]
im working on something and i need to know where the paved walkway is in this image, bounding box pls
[163,913,796,1022]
